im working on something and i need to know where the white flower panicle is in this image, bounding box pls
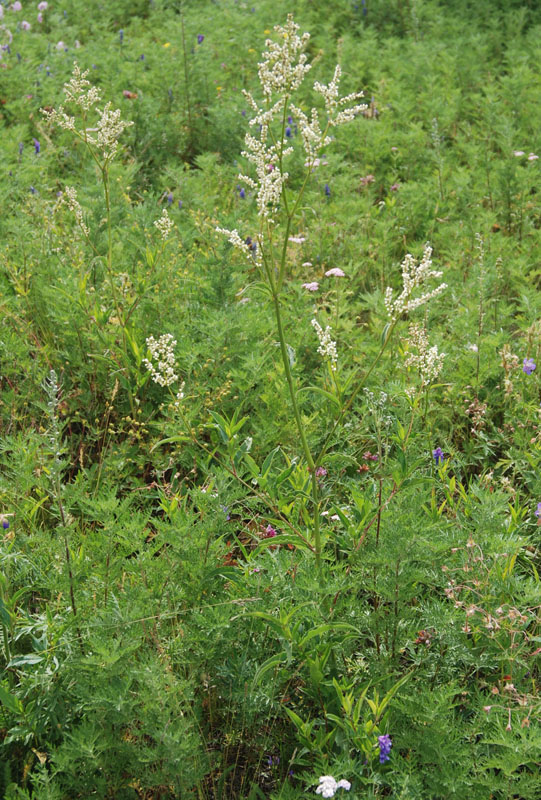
[63,63,101,110]
[258,15,311,99]
[313,64,367,126]
[289,104,331,164]
[232,16,366,219]
[91,101,133,161]
[315,776,351,798]
[403,323,445,384]
[64,186,89,237]
[239,134,292,220]
[312,319,338,371]
[143,334,178,387]
[154,209,173,241]
[384,244,447,322]
[42,62,133,162]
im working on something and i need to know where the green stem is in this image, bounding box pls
[271,290,321,567]
[102,166,135,415]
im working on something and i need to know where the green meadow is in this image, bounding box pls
[0,0,539,797]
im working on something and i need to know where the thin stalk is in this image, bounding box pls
[102,166,135,415]
[271,290,321,566]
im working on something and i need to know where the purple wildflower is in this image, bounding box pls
[166,192,173,205]
[33,138,40,154]
[1,516,9,530]
[378,734,392,763]
[432,447,444,465]
[535,502,541,518]
[315,467,327,478]
[239,187,246,199]
[522,357,536,375]
[285,126,292,138]
[197,34,205,44]
[325,183,331,196]
[119,29,124,44]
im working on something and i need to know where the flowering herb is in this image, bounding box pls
[197,34,204,44]
[325,267,345,277]
[324,182,331,196]
[33,137,40,154]
[522,357,536,375]
[302,281,319,291]
[432,447,444,465]
[378,734,392,763]
[535,502,541,518]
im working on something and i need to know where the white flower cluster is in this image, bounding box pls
[290,104,331,164]
[240,134,291,220]
[232,15,366,221]
[215,227,261,265]
[174,381,185,409]
[154,209,173,241]
[315,776,351,798]
[42,62,133,162]
[143,334,178,387]
[257,15,311,99]
[63,63,101,110]
[311,319,338,371]
[384,244,447,322]
[92,101,133,161]
[403,323,445,384]
[64,186,89,237]
[314,64,366,126]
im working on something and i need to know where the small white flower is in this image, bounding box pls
[312,318,338,371]
[154,208,173,240]
[325,267,345,277]
[64,186,89,237]
[143,334,179,387]
[302,282,319,291]
[513,150,525,157]
[289,235,306,244]
[315,775,351,798]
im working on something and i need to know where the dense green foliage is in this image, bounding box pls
[0,0,539,798]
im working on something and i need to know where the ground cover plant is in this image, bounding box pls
[0,0,540,798]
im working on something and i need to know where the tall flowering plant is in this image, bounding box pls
[217,17,366,565]
[217,17,446,565]
[42,65,175,412]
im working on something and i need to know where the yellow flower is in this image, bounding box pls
[163,42,171,48]
[248,48,255,53]
[264,29,270,34]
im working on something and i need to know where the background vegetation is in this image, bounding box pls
[0,0,539,798]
